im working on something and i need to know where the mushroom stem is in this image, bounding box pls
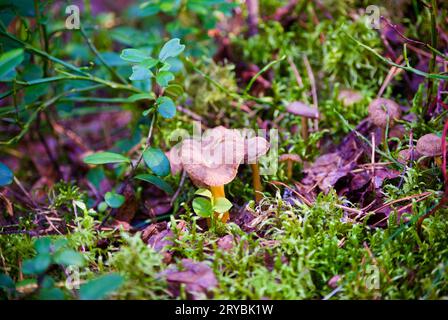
[286,160,293,180]
[250,163,263,203]
[210,185,229,222]
[435,156,442,167]
[301,118,309,140]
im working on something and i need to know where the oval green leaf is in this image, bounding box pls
[53,249,85,267]
[195,188,212,199]
[155,71,174,87]
[0,48,24,80]
[120,48,148,63]
[192,197,213,217]
[105,192,125,208]
[157,96,176,119]
[134,174,174,195]
[143,147,170,177]
[0,162,14,187]
[158,38,185,62]
[83,152,130,165]
[213,197,233,214]
[79,273,124,300]
[129,65,152,81]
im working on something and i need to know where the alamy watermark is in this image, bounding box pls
[65,5,80,29]
[365,5,380,29]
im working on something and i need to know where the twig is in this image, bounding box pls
[303,55,319,131]
[344,31,448,80]
[244,55,285,94]
[13,177,38,208]
[246,0,259,37]
[99,112,157,228]
[377,56,404,98]
[170,170,187,206]
[79,25,128,84]
[287,56,304,88]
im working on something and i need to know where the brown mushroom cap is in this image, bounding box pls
[180,127,244,187]
[397,148,421,164]
[286,101,319,119]
[166,144,184,176]
[245,136,270,163]
[389,124,406,140]
[416,133,442,157]
[368,98,401,128]
[279,154,302,163]
[338,89,363,106]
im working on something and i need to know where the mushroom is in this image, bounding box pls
[416,133,443,166]
[368,98,401,143]
[397,148,421,165]
[166,144,183,176]
[286,101,319,140]
[337,89,363,107]
[179,126,269,221]
[279,154,301,180]
[244,135,270,203]
[389,124,406,140]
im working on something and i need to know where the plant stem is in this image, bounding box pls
[425,0,439,114]
[344,31,448,80]
[246,0,259,37]
[79,25,128,84]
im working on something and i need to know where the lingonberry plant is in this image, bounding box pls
[83,38,185,211]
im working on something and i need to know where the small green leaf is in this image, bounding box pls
[34,237,51,254]
[83,152,130,165]
[143,147,170,177]
[0,48,24,80]
[53,249,85,267]
[0,162,14,187]
[140,57,158,68]
[142,108,152,117]
[157,96,176,119]
[40,276,55,289]
[79,273,124,300]
[129,65,152,81]
[97,201,108,212]
[195,188,212,199]
[127,93,156,102]
[156,71,174,87]
[192,197,213,217]
[120,48,148,63]
[105,192,125,208]
[73,200,87,211]
[213,198,233,213]
[38,287,65,300]
[158,38,185,62]
[134,174,174,195]
[23,254,51,275]
[0,273,15,291]
[165,83,184,99]
[53,239,69,252]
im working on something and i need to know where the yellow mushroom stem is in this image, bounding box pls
[250,163,263,203]
[435,156,442,167]
[286,160,293,180]
[210,185,229,223]
[301,118,308,140]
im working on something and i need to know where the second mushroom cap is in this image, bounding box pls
[368,98,401,128]
[416,133,442,157]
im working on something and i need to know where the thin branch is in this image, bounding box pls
[79,25,128,84]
